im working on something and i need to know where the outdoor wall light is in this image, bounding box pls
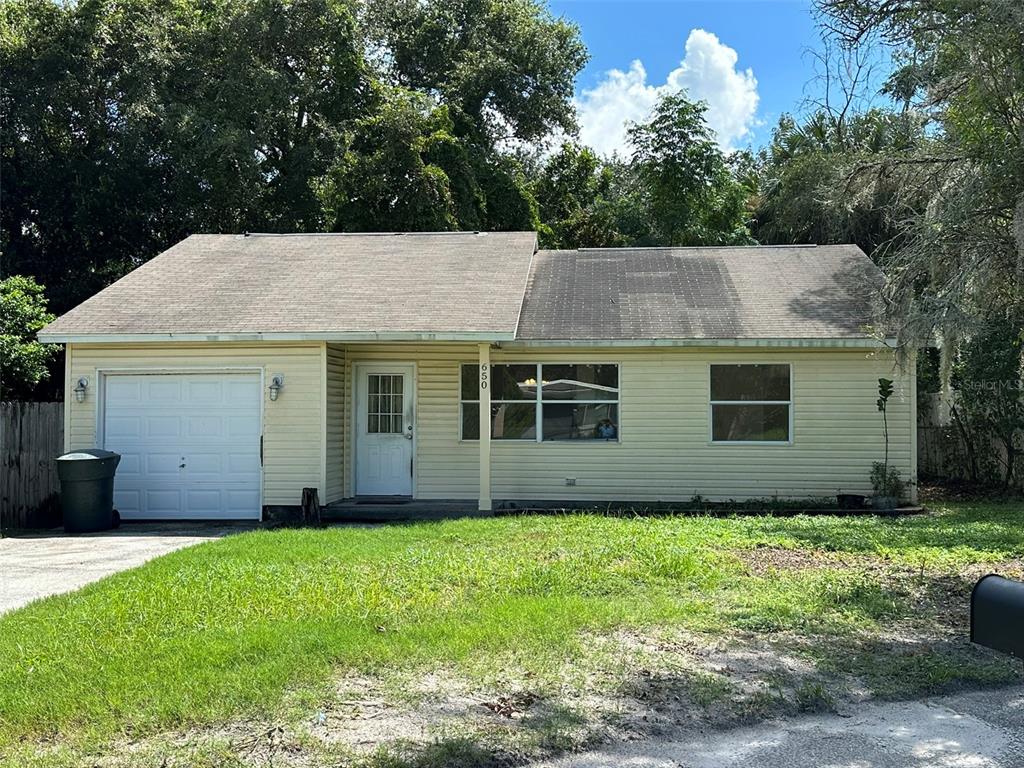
[73,376,89,403]
[268,374,284,401]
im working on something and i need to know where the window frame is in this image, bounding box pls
[366,372,406,435]
[459,362,621,444]
[708,362,793,446]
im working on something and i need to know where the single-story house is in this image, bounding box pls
[39,231,916,520]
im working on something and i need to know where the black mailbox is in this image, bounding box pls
[971,574,1024,658]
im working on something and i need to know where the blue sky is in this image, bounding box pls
[548,0,825,152]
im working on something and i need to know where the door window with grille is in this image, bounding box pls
[367,374,404,434]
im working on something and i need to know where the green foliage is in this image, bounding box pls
[362,0,588,144]
[627,93,754,246]
[0,275,56,398]
[875,376,895,477]
[3,0,763,328]
[951,316,1024,486]
[753,108,929,252]
[320,94,464,232]
[531,143,624,248]
[870,461,904,497]
[1,0,582,316]
[794,681,835,713]
[1,0,370,313]
[876,377,894,412]
[816,0,1024,359]
[2,501,1021,761]
[533,95,756,249]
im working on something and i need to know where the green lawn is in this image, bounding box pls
[1,500,1022,767]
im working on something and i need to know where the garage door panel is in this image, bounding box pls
[227,452,260,477]
[146,416,181,438]
[116,454,142,476]
[228,415,260,438]
[106,415,142,440]
[106,378,142,402]
[186,379,223,403]
[147,379,183,402]
[187,415,225,438]
[142,453,183,476]
[113,489,142,516]
[228,379,261,401]
[186,489,223,514]
[187,452,223,478]
[227,490,260,514]
[104,373,261,520]
[145,489,184,514]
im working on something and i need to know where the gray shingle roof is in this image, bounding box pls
[41,232,538,340]
[41,236,883,343]
[515,245,882,340]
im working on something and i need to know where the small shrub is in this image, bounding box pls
[816,570,901,621]
[794,681,835,713]
[870,461,905,498]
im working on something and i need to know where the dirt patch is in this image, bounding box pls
[736,545,1024,579]
[79,621,1022,768]
[736,546,873,575]
[311,672,492,753]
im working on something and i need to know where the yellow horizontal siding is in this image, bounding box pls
[66,343,324,507]
[343,343,475,498]
[341,344,913,502]
[324,343,346,503]
[68,341,914,507]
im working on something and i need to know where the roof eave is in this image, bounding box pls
[38,332,898,350]
[503,337,898,349]
[38,330,515,344]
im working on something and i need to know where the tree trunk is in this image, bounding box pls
[1003,437,1017,489]
[950,403,980,483]
[882,405,889,479]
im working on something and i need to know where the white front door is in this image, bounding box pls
[355,364,414,496]
[103,372,262,520]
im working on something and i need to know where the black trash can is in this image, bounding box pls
[56,449,121,533]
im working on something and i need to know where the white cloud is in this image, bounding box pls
[575,29,759,156]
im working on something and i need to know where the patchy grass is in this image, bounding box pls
[1,500,1022,767]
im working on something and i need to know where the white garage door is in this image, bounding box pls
[103,373,262,520]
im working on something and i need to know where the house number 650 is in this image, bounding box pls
[479,363,489,390]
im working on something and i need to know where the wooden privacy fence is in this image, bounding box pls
[916,393,1023,488]
[1,402,64,530]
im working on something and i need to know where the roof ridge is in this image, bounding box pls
[572,243,822,252]
[227,231,499,238]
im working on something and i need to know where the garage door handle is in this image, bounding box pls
[179,458,186,469]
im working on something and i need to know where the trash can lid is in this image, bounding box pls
[57,449,120,461]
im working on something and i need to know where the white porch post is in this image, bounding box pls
[478,342,492,512]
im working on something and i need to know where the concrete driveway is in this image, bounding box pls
[535,686,1024,768]
[0,523,245,613]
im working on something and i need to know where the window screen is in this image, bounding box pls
[710,364,791,443]
[460,363,619,441]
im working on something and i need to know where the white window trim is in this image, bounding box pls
[708,362,794,446]
[459,362,621,443]
[459,362,537,442]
